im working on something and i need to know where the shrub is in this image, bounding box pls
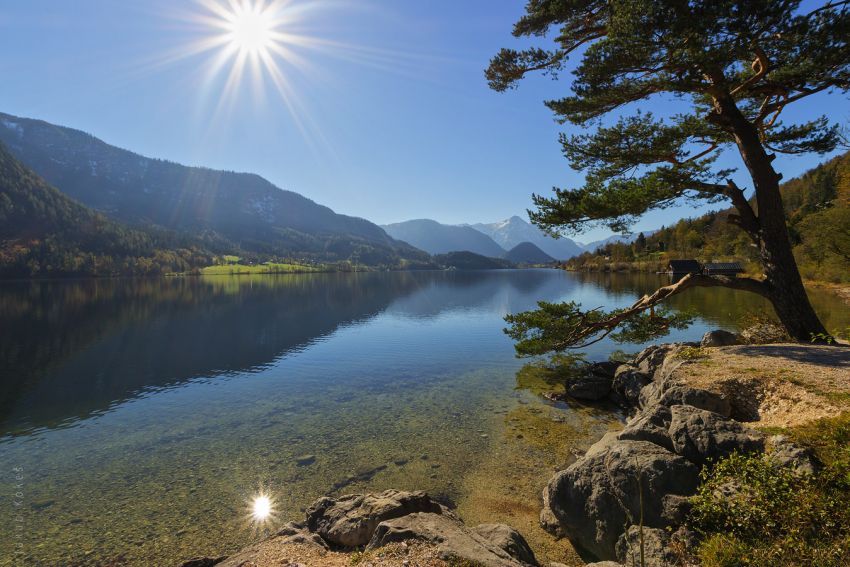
[688,414,850,567]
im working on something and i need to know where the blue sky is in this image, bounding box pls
[0,0,847,242]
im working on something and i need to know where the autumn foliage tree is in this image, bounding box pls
[488,0,850,348]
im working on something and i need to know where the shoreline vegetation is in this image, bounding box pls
[559,150,850,293]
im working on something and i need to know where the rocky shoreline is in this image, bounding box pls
[181,489,540,567]
[182,335,847,567]
[539,339,820,566]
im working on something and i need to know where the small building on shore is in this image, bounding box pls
[668,259,702,275]
[703,262,744,276]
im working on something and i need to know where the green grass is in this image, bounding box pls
[674,346,708,360]
[689,413,850,566]
[200,261,327,275]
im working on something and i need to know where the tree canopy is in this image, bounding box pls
[489,0,850,346]
[488,0,850,237]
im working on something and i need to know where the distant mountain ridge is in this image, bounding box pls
[467,216,583,260]
[0,112,428,266]
[580,231,658,252]
[381,219,506,257]
[502,242,555,264]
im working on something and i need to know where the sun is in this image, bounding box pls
[224,3,275,56]
[185,0,307,102]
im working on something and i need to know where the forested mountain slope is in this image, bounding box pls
[0,112,428,266]
[0,142,211,277]
[566,151,850,283]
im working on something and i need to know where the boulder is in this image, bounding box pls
[701,329,741,347]
[740,322,789,344]
[275,521,328,549]
[633,345,670,376]
[473,523,538,566]
[617,405,674,451]
[641,383,732,418]
[766,435,819,476]
[615,526,676,567]
[368,512,536,567]
[305,489,445,547]
[634,343,697,378]
[565,363,616,400]
[612,365,652,407]
[541,437,699,560]
[668,405,764,465]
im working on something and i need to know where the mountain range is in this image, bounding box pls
[382,217,568,264]
[381,219,506,257]
[0,141,214,277]
[0,111,645,276]
[467,216,584,260]
[0,112,428,268]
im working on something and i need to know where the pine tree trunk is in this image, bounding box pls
[761,228,829,341]
[720,98,830,341]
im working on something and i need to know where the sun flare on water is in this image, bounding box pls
[250,493,275,524]
[252,494,272,521]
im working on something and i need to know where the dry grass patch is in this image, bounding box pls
[672,344,850,428]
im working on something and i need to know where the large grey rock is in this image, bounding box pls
[740,322,788,344]
[615,526,676,567]
[566,362,617,400]
[612,365,652,407]
[214,523,327,567]
[641,383,732,418]
[541,437,699,560]
[766,435,819,476]
[617,405,674,451]
[585,563,624,567]
[633,345,671,376]
[473,523,538,566]
[368,512,536,567]
[275,521,329,549]
[701,329,741,347]
[305,489,445,547]
[668,405,764,465]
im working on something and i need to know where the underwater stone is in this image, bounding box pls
[294,455,316,466]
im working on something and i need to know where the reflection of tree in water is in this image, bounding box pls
[385,269,561,318]
[570,272,849,330]
[3,270,846,435]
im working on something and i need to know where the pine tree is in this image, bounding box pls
[489,0,850,345]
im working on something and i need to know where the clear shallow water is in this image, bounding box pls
[1,270,848,566]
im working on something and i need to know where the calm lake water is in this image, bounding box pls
[1,270,848,566]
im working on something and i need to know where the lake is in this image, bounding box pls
[1,270,848,566]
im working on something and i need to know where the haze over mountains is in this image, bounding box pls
[0,111,644,276]
[0,112,428,268]
[381,219,506,257]
[381,215,637,263]
[468,216,584,260]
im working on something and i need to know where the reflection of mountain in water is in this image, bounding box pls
[0,270,564,434]
[5,270,844,436]
[0,273,430,433]
[385,269,570,318]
